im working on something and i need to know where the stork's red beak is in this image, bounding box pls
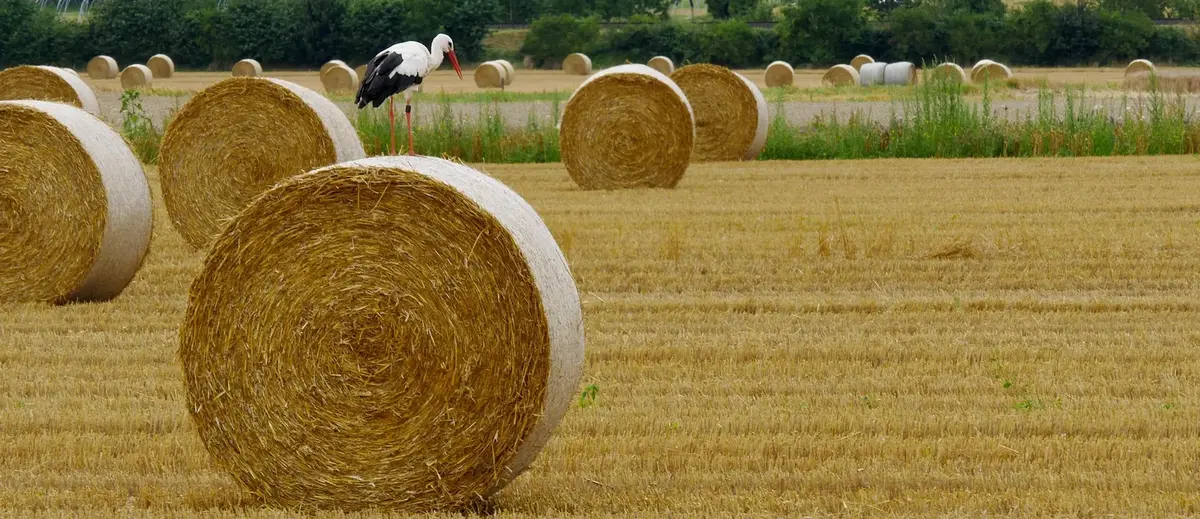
[448,50,463,79]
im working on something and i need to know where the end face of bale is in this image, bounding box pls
[561,64,693,190]
[321,59,349,76]
[0,65,100,115]
[1125,59,1156,77]
[320,64,359,94]
[0,100,152,304]
[148,54,175,79]
[232,59,263,77]
[159,77,365,249]
[495,59,516,85]
[972,61,1012,83]
[473,61,506,89]
[563,53,592,75]
[931,63,966,84]
[670,64,766,162]
[851,54,874,71]
[120,64,154,90]
[764,61,795,88]
[180,155,583,512]
[87,55,118,79]
[821,64,859,87]
[648,56,675,75]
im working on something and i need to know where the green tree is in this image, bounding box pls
[777,0,870,64]
[295,0,348,65]
[709,0,761,18]
[225,0,296,65]
[520,14,601,66]
[0,0,36,65]
[1099,0,1168,18]
[90,0,193,65]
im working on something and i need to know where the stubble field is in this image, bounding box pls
[3,156,1200,517]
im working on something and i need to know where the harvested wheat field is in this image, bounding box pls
[3,157,1200,516]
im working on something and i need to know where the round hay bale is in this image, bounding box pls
[232,59,263,77]
[180,154,584,512]
[320,63,359,94]
[0,100,151,304]
[648,56,675,75]
[60,67,79,78]
[970,59,996,79]
[495,59,515,85]
[321,59,348,76]
[821,64,859,87]
[120,64,153,90]
[0,65,100,115]
[1126,59,1156,77]
[563,53,592,75]
[473,61,506,89]
[884,62,917,86]
[670,64,768,162]
[931,63,967,84]
[87,55,118,79]
[355,64,367,81]
[972,61,1012,83]
[851,54,874,71]
[765,61,795,88]
[560,64,693,190]
[160,77,365,249]
[859,62,888,86]
[148,54,174,79]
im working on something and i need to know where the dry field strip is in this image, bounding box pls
[3,156,1200,516]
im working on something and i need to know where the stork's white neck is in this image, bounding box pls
[428,43,445,74]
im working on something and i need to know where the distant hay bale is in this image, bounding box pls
[563,53,592,75]
[670,64,768,161]
[560,64,693,190]
[180,154,584,512]
[321,59,348,76]
[821,64,858,87]
[87,55,118,79]
[320,63,358,94]
[765,61,795,88]
[120,64,153,90]
[474,61,506,89]
[931,63,967,84]
[495,59,515,85]
[648,56,675,75]
[0,65,99,114]
[859,62,888,86]
[1126,59,1156,77]
[972,61,1012,83]
[159,77,365,249]
[148,54,174,79]
[0,100,151,303]
[970,59,997,81]
[355,64,367,80]
[884,62,917,86]
[851,54,874,71]
[232,59,263,77]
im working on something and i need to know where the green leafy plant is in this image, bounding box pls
[119,89,163,165]
[579,384,599,408]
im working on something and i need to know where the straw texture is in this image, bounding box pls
[232,59,262,77]
[859,62,887,86]
[764,61,794,88]
[159,77,364,249]
[0,65,100,115]
[821,64,858,87]
[355,64,367,82]
[496,59,515,85]
[648,56,675,75]
[563,53,592,75]
[474,61,506,88]
[851,54,874,71]
[970,59,995,80]
[148,54,174,79]
[670,64,766,162]
[0,100,151,303]
[320,63,359,94]
[87,55,118,79]
[560,64,693,190]
[972,61,1011,83]
[884,62,917,86]
[1126,59,1155,77]
[120,64,153,90]
[931,63,966,83]
[180,155,584,512]
[321,59,348,76]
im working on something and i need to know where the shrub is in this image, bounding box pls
[520,14,602,66]
[777,0,871,65]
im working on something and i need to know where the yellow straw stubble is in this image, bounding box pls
[560,64,694,190]
[0,100,152,303]
[159,77,365,249]
[670,63,768,161]
[0,65,100,114]
[180,154,584,512]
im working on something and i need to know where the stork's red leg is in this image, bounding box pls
[388,97,396,155]
[406,103,415,156]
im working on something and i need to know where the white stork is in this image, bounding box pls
[355,33,463,155]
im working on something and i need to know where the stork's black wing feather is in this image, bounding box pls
[355,51,418,109]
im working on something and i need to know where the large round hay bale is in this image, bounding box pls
[970,59,996,80]
[765,61,795,88]
[560,64,693,190]
[495,59,515,85]
[60,68,79,78]
[1126,59,1156,77]
[87,55,118,79]
[851,54,874,71]
[0,100,151,304]
[160,77,365,249]
[931,63,967,84]
[859,62,888,86]
[821,64,859,87]
[563,53,592,75]
[648,56,675,75]
[972,61,1012,83]
[884,62,917,86]
[232,59,263,77]
[474,61,506,88]
[180,154,584,512]
[670,64,767,161]
[320,63,358,94]
[148,54,174,79]
[120,64,153,90]
[0,65,99,115]
[321,59,348,76]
